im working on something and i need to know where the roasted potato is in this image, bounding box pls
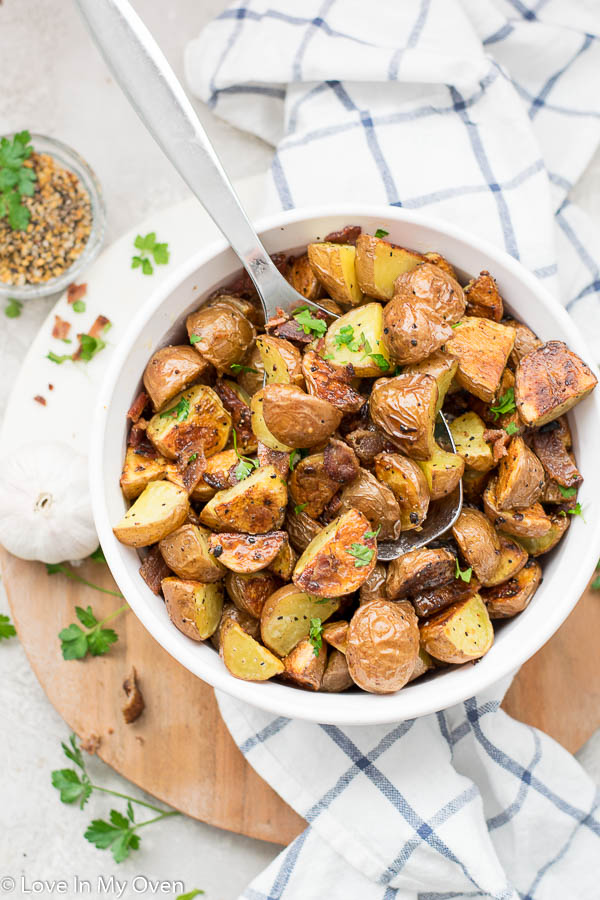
[481,559,542,618]
[210,601,260,650]
[374,452,430,530]
[261,584,340,657]
[237,344,265,395]
[113,481,189,547]
[293,509,377,597]
[225,570,280,619]
[354,233,424,300]
[206,293,263,326]
[452,508,501,583]
[382,296,452,364]
[268,539,298,580]
[322,620,349,653]
[283,638,327,691]
[337,467,401,541]
[445,317,515,402]
[200,465,287,533]
[463,270,503,322]
[411,575,480,618]
[162,577,224,641]
[513,514,570,556]
[289,452,340,518]
[531,427,582,488]
[208,531,288,574]
[392,262,465,323]
[505,318,542,368]
[483,476,552,539]
[323,303,391,377]
[321,649,353,692]
[323,439,360,485]
[120,444,168,500]
[408,646,436,683]
[307,241,363,306]
[250,388,294,453]
[287,253,324,301]
[359,562,387,605]
[515,341,597,427]
[483,534,528,587]
[146,385,231,460]
[261,384,342,449]
[285,506,323,552]
[449,411,494,473]
[494,436,545,510]
[159,523,225,582]
[403,351,459,415]
[186,448,239,502]
[257,442,291,479]
[386,548,455,600]
[256,335,304,386]
[213,379,256,455]
[462,467,490,504]
[420,593,493,664]
[143,344,211,411]
[186,304,255,374]
[220,620,284,681]
[346,600,419,693]
[416,444,465,501]
[301,350,365,414]
[369,373,438,460]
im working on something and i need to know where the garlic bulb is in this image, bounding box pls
[0,441,98,564]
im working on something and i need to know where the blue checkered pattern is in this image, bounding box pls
[185,1,600,896]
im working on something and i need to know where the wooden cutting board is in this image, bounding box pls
[2,546,599,846]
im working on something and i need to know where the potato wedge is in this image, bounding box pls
[293,509,377,597]
[449,411,494,473]
[187,448,239,502]
[386,548,455,600]
[307,241,363,306]
[237,344,265,396]
[113,481,189,547]
[213,379,257,455]
[301,350,365,414]
[210,601,260,650]
[382,296,452,365]
[464,270,503,322]
[403,351,458,415]
[256,335,304,386]
[358,562,387,605]
[200,465,287,534]
[513,514,570,556]
[483,476,552,539]
[337,468,401,541]
[146,384,231,460]
[220,620,284,681]
[322,620,349,654]
[374,452,430,530]
[445,317,515,402]
[354,233,424,300]
[162,577,224,641]
[481,559,542,618]
[531,427,582,489]
[250,388,294,453]
[225,570,280,618]
[424,251,457,279]
[143,344,211,411]
[186,304,255,374]
[323,303,391,377]
[120,444,168,500]
[416,444,465,501]
[289,452,340,518]
[483,534,528,587]
[420,593,493,664]
[505,319,542,369]
[411,576,480,618]
[346,600,419,693]
[515,341,597,427]
[287,253,324,301]
[285,507,323,553]
[462,467,490,504]
[452,508,502,583]
[208,531,287,574]
[495,436,545,510]
[283,638,327,691]
[369,373,438,460]
[321,649,354,692]
[268,539,298,580]
[159,524,225,582]
[261,584,340,657]
[392,262,465,324]
[262,384,342,449]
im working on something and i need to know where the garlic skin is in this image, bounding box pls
[0,441,98,564]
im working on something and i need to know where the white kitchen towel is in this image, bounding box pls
[184,2,600,898]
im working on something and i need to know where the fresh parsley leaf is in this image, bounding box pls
[188,452,198,464]
[308,617,323,656]
[152,242,170,265]
[334,324,360,352]
[558,484,577,499]
[159,396,190,422]
[289,449,302,471]
[79,334,106,362]
[450,322,462,329]
[455,558,473,582]
[566,502,584,519]
[59,624,89,660]
[0,613,16,641]
[59,605,120,661]
[294,503,308,515]
[51,769,92,809]
[293,307,327,337]
[346,543,375,567]
[84,811,141,864]
[490,387,516,420]
[232,428,259,481]
[0,131,36,231]
[72,299,86,313]
[132,232,170,276]
[230,363,259,374]
[374,228,389,238]
[505,422,519,435]
[369,353,390,371]
[189,334,202,345]
[76,605,98,629]
[360,332,372,356]
[4,298,22,318]
[90,546,106,564]
[61,733,87,771]
[322,353,334,360]
[363,525,381,540]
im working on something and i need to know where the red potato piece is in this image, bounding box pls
[208,531,287,574]
[346,600,419,694]
[301,350,365,414]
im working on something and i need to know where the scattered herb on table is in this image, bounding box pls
[52,734,180,863]
[293,306,327,337]
[90,545,106,563]
[374,228,389,239]
[0,613,16,641]
[159,396,190,422]
[78,333,105,361]
[59,604,128,660]
[0,131,36,231]
[490,387,516,420]
[72,299,86,313]
[4,298,22,318]
[308,617,323,656]
[131,232,170,276]
[47,317,112,365]
[46,561,125,599]
[347,542,375,568]
[455,558,473,582]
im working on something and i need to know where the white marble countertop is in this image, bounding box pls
[1,2,599,899]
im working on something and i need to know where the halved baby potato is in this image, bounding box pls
[382,297,452,365]
[403,351,458,415]
[159,523,225,582]
[464,270,503,322]
[120,445,168,500]
[285,506,323,553]
[483,476,552,539]
[113,481,189,547]
[483,534,528,587]
[416,444,465,500]
[369,373,438,460]
[481,559,542,618]
[250,388,294,453]
[322,620,349,654]
[513,514,570,556]
[323,303,391,377]
[354,233,424,300]
[287,253,324,301]
[293,509,377,597]
[143,344,211,412]
[420,593,494,664]
[283,638,327,691]
[289,452,340,519]
[307,241,363,306]
[449,411,494,473]
[162,577,224,641]
[210,601,261,650]
[515,340,597,427]
[146,384,231,460]
[220,620,284,681]
[411,575,480,618]
[256,335,304,386]
[452,508,501,584]
[213,379,257,455]
[494,436,545,510]
[186,304,255,374]
[199,464,287,534]
[301,350,365,414]
[208,531,287,574]
[346,600,419,694]
[374,452,430,530]
[262,384,342,449]
[445,317,515,402]
[321,649,354,692]
[337,467,402,542]
[261,584,340,657]
[386,547,455,600]
[392,262,465,324]
[185,448,238,502]
[224,570,280,619]
[358,562,388,605]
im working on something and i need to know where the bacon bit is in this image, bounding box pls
[89,314,110,338]
[484,428,510,462]
[127,421,157,455]
[34,395,46,406]
[323,225,362,245]
[80,734,101,755]
[176,441,206,494]
[67,282,87,305]
[48,383,54,390]
[139,546,172,595]
[52,315,71,341]
[127,391,149,424]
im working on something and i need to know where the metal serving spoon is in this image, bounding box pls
[75,0,462,557]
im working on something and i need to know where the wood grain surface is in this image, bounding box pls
[2,546,598,846]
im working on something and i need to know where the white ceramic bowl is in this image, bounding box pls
[91,204,600,725]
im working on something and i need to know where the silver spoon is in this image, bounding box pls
[75,0,462,557]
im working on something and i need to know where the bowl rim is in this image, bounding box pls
[90,202,600,725]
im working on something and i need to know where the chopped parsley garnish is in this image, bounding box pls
[230,363,259,374]
[490,387,516,420]
[559,502,584,520]
[505,422,519,435]
[0,613,16,641]
[4,298,22,318]
[322,353,334,360]
[47,351,71,364]
[189,334,202,345]
[558,484,577,499]
[188,452,198,464]
[289,449,302,471]
[72,299,86,313]
[369,353,390,371]
[159,396,190,422]
[0,130,36,231]
[78,334,106,362]
[294,503,308,515]
[334,324,361,352]
[347,542,375,568]
[293,307,327,337]
[364,525,381,540]
[374,228,389,239]
[232,428,259,481]
[455,558,473,582]
[308,617,323,656]
[132,232,170,276]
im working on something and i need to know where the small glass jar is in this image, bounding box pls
[0,133,106,300]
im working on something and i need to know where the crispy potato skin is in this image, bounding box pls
[338,468,401,541]
[374,452,430,530]
[287,253,324,301]
[220,620,284,681]
[393,262,465,323]
[285,507,323,552]
[188,448,238,502]
[346,600,419,693]
[445,317,515,402]
[113,481,189,547]
[159,523,225,582]
[268,540,298,580]
[411,576,480,618]
[482,559,542,618]
[483,534,528,587]
[256,335,304,386]
[208,531,287,574]
[513,514,570,557]
[120,445,168,500]
[495,436,545,510]
[225,570,280,619]
[307,241,363,306]
[146,385,231,460]
[369,373,438,460]
[359,562,387,605]
[322,620,349,653]
[260,584,340,657]
[452,508,502,583]
[464,270,503,322]
[186,304,255,374]
[515,341,597,427]
[355,234,424,300]
[162,578,224,641]
[211,601,260,650]
[283,639,327,691]
[262,384,342,449]
[289,452,340,518]
[483,476,552,539]
[293,509,377,597]
[143,344,211,411]
[251,388,294,452]
[200,464,287,534]
[213,379,256,454]
[301,350,365,414]
[424,251,457,278]
[386,548,455,600]
[383,296,452,364]
[321,649,354,692]
[206,293,263,327]
[504,319,542,369]
[420,593,493,664]
[531,428,582,488]
[237,344,265,396]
